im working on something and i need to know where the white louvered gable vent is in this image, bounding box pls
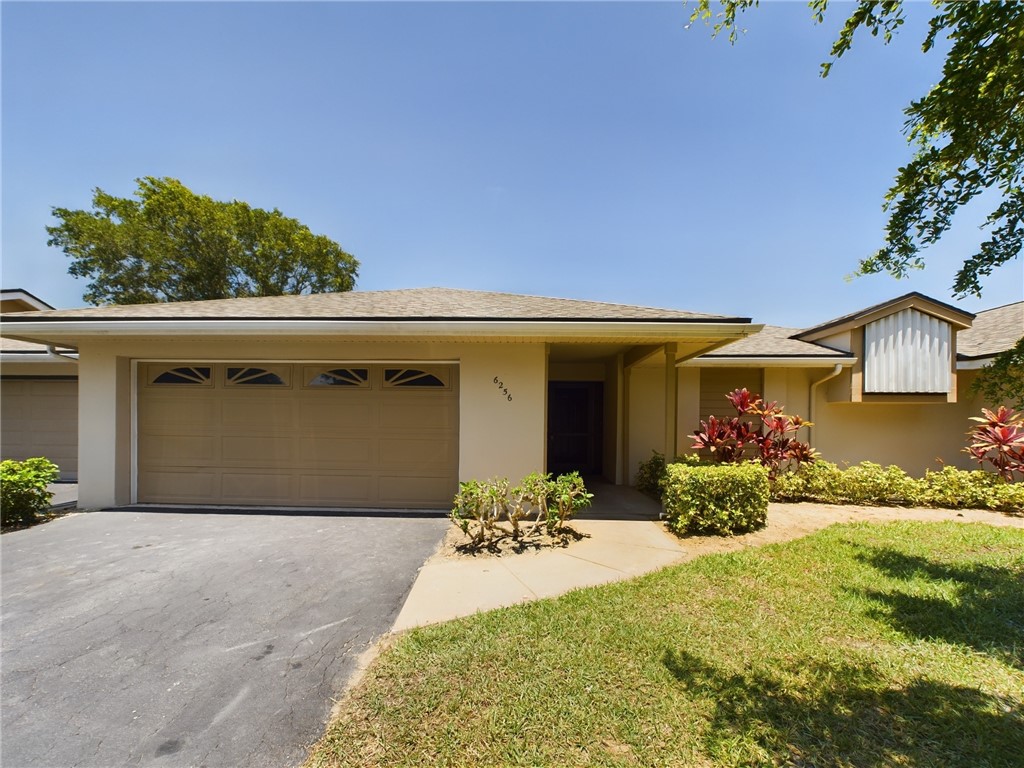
[864,308,951,393]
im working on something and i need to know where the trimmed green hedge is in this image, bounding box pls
[663,462,769,536]
[772,461,1023,513]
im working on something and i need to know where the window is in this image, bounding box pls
[226,367,288,386]
[384,368,446,388]
[864,309,951,394]
[151,366,212,385]
[307,368,370,387]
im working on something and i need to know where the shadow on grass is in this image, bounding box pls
[851,545,1024,669]
[662,648,1023,767]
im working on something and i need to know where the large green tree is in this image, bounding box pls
[689,0,1023,298]
[48,177,359,305]
[689,0,1023,407]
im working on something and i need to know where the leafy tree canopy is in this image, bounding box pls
[48,177,359,305]
[688,0,1023,299]
[973,336,1024,410]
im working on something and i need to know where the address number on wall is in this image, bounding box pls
[493,376,513,402]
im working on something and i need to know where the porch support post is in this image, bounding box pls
[664,342,678,461]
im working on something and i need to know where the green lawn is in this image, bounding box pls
[307,522,1024,767]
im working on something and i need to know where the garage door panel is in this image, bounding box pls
[138,363,458,508]
[139,435,217,464]
[378,438,457,469]
[0,379,79,480]
[222,400,295,427]
[298,474,374,506]
[140,471,219,502]
[298,401,374,429]
[222,436,295,465]
[139,398,218,427]
[379,475,457,506]
[379,402,456,430]
[297,437,373,466]
[221,473,294,504]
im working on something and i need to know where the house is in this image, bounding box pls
[0,289,79,480]
[0,288,757,509]
[0,288,1019,509]
[681,293,1023,476]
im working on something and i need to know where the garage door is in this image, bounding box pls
[137,363,458,509]
[0,378,78,481]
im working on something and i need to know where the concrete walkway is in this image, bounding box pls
[394,491,1024,631]
[46,482,78,509]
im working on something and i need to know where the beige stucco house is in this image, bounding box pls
[1,287,1020,509]
[682,293,1022,476]
[0,289,79,479]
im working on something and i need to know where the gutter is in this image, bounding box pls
[956,356,996,370]
[679,356,856,368]
[0,319,763,342]
[0,350,79,365]
[46,345,79,362]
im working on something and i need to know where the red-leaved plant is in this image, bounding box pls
[692,389,816,478]
[965,406,1024,481]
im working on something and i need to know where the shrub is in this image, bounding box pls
[770,460,920,506]
[546,472,594,532]
[1,458,60,527]
[691,389,815,478]
[662,461,769,536]
[635,451,701,500]
[770,461,1023,514]
[450,472,594,549]
[965,406,1024,481]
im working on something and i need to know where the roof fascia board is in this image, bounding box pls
[795,293,974,342]
[680,356,856,368]
[0,289,55,311]
[956,357,995,370]
[0,352,79,364]
[0,319,762,342]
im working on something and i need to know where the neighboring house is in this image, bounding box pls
[0,289,79,480]
[681,293,1024,476]
[0,288,1019,509]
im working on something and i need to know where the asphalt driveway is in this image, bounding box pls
[1,509,448,768]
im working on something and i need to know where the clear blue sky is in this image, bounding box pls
[3,1,1021,327]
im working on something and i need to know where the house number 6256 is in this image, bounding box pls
[493,376,512,402]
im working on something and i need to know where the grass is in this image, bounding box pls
[306,522,1024,767]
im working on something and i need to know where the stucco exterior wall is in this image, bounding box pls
[74,338,550,508]
[679,365,989,478]
[811,370,986,474]
[626,366,664,484]
[457,343,548,483]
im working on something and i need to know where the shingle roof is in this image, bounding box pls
[0,287,745,323]
[794,291,974,340]
[957,301,1024,359]
[703,325,852,358]
[1,337,49,352]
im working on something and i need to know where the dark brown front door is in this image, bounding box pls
[547,381,603,476]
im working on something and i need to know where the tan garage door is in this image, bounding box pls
[137,363,458,509]
[0,378,78,480]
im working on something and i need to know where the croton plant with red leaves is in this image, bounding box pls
[965,406,1024,481]
[692,388,816,478]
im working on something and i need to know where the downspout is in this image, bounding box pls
[45,345,79,362]
[808,364,843,448]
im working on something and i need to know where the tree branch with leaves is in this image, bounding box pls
[48,177,359,305]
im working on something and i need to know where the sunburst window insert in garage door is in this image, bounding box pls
[137,363,458,509]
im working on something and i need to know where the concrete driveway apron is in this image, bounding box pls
[1,509,447,768]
